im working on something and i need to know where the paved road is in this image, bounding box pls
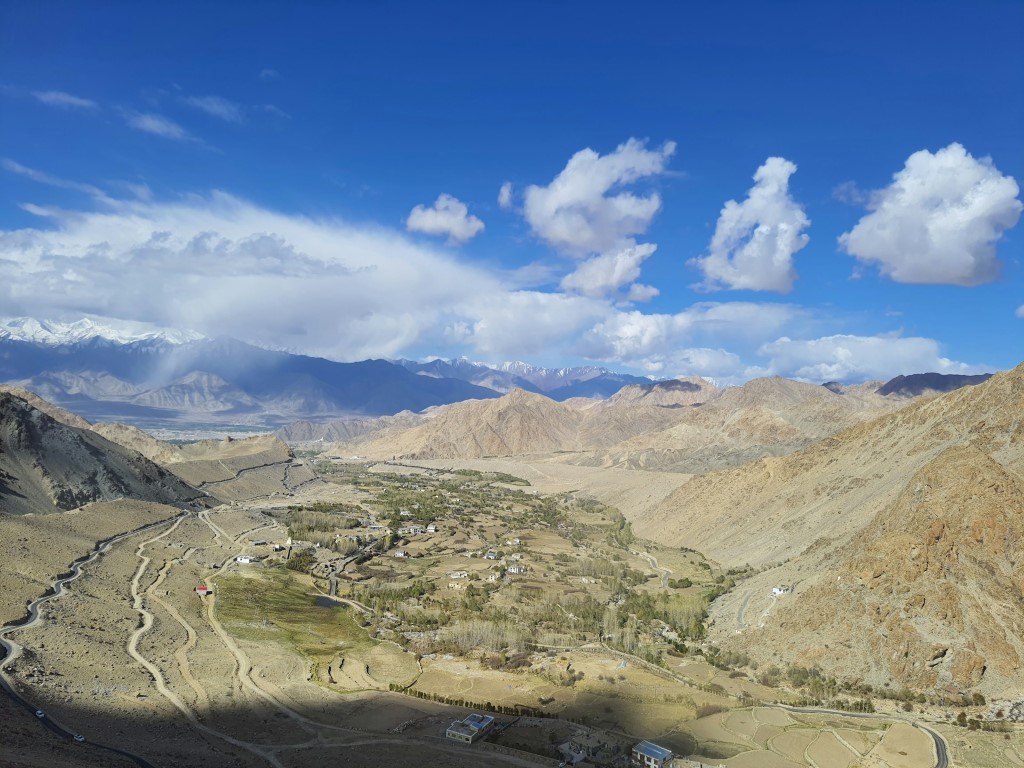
[0,512,188,768]
[736,590,752,630]
[774,704,949,768]
[637,551,672,587]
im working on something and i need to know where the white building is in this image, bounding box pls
[446,713,495,743]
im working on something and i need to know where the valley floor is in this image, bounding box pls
[1,460,1015,767]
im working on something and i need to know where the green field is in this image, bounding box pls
[215,569,419,687]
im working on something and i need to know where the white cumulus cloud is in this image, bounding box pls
[522,138,675,254]
[839,143,1022,285]
[498,181,513,209]
[757,334,989,382]
[406,193,484,244]
[560,243,658,300]
[690,156,810,293]
[33,90,98,109]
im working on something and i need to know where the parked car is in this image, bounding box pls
[73,734,86,743]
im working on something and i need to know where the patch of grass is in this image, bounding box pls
[215,569,373,662]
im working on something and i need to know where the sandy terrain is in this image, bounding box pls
[0,501,182,625]
[383,457,692,526]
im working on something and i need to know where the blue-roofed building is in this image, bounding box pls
[445,713,496,743]
[631,740,674,767]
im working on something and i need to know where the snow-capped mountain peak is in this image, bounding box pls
[0,317,205,346]
[494,360,608,382]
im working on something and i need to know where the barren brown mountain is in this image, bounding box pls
[0,384,93,429]
[639,362,1024,696]
[0,391,202,516]
[753,444,1024,696]
[577,376,905,473]
[276,410,426,443]
[339,375,907,475]
[339,388,585,458]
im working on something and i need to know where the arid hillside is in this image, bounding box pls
[332,376,908,473]
[575,376,903,473]
[637,363,1023,566]
[0,391,203,516]
[746,445,1024,697]
[644,363,1024,696]
[276,410,426,443]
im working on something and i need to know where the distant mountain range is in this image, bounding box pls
[394,357,652,400]
[0,319,498,424]
[0,318,657,425]
[0,318,997,429]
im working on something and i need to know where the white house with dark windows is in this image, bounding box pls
[445,713,495,743]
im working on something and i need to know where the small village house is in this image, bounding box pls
[445,713,495,743]
[631,740,673,767]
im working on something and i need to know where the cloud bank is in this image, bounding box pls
[757,334,988,381]
[839,143,1022,285]
[0,141,989,385]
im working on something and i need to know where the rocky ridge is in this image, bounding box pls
[653,363,1024,696]
[0,391,203,515]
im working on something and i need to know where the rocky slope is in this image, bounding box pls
[0,384,93,429]
[753,445,1024,696]
[637,366,1023,565]
[0,391,203,515]
[276,411,426,443]
[643,363,1024,696]
[566,377,902,473]
[318,376,912,466]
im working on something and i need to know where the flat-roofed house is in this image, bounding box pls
[631,740,673,767]
[445,713,495,743]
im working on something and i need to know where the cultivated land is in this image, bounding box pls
[5,445,1014,768]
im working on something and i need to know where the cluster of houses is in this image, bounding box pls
[445,714,676,768]
[396,522,441,536]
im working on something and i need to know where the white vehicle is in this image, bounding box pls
[35,709,45,718]
[74,734,85,743]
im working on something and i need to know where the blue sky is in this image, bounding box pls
[1,1,1022,383]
